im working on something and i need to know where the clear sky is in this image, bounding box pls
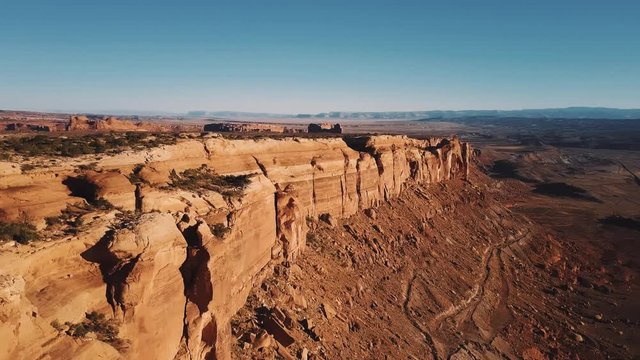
[1,0,638,114]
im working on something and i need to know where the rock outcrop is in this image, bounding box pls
[66,115,146,132]
[0,135,470,360]
[307,123,342,133]
[83,213,186,359]
[82,170,137,211]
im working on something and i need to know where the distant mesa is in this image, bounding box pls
[203,123,287,133]
[202,121,343,134]
[1,111,202,134]
[67,115,143,131]
[208,107,640,120]
[308,123,342,134]
[4,122,61,132]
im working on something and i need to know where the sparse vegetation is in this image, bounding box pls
[20,163,36,172]
[169,164,251,197]
[91,197,114,210]
[50,319,63,331]
[0,132,177,158]
[78,162,98,171]
[0,220,40,244]
[72,216,84,228]
[64,311,128,352]
[306,232,318,247]
[209,223,231,238]
[112,211,143,230]
[45,216,62,227]
[44,205,91,234]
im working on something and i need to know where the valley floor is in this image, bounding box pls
[231,166,638,359]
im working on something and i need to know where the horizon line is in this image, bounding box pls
[2,105,640,117]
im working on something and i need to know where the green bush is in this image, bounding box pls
[72,216,84,227]
[210,223,231,238]
[306,232,318,246]
[68,322,90,337]
[0,221,40,244]
[45,216,62,227]
[91,198,114,210]
[78,162,98,171]
[0,132,177,158]
[66,311,127,351]
[169,165,251,197]
[20,164,36,171]
[50,319,63,331]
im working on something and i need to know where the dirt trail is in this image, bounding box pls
[402,229,532,358]
[402,270,439,360]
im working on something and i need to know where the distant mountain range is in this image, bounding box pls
[189,107,640,120]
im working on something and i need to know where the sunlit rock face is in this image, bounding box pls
[0,135,470,360]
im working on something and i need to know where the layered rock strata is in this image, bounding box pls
[0,135,470,360]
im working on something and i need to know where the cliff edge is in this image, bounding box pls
[0,134,470,360]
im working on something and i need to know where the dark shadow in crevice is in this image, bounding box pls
[63,176,98,201]
[179,246,213,314]
[81,229,140,315]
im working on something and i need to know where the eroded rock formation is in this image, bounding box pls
[307,123,342,133]
[67,115,142,132]
[0,135,470,359]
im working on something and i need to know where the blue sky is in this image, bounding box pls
[1,0,638,113]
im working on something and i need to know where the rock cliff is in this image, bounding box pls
[0,135,470,360]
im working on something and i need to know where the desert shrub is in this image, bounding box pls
[20,164,36,171]
[78,162,98,171]
[50,319,63,331]
[45,216,62,227]
[0,221,40,244]
[65,311,128,351]
[48,205,93,235]
[68,322,89,337]
[72,216,84,227]
[91,198,114,210]
[169,165,251,197]
[210,223,231,238]
[0,132,177,158]
[306,232,318,247]
[112,211,143,230]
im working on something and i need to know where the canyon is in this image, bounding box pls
[0,133,471,359]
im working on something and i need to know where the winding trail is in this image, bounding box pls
[403,230,532,359]
[402,270,439,360]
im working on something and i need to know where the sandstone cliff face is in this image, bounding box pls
[0,135,470,360]
[86,213,187,360]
